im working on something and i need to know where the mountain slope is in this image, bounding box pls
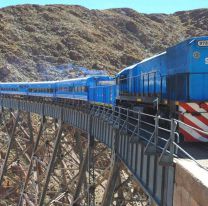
[0,5,207,81]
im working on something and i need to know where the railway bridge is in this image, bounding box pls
[0,96,207,206]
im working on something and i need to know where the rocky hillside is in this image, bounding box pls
[0,4,207,81]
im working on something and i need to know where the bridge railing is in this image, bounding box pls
[90,104,208,170]
[90,104,178,165]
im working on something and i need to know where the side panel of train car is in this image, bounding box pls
[116,53,167,103]
[28,82,56,98]
[0,82,28,96]
[55,78,88,101]
[116,36,208,142]
[0,75,116,106]
[88,77,116,106]
[55,76,115,104]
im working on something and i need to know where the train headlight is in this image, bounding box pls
[205,57,208,65]
[193,51,200,59]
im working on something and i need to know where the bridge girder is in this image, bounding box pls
[0,106,149,206]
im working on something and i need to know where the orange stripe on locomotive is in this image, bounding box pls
[179,102,208,142]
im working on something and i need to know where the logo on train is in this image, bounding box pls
[198,40,208,47]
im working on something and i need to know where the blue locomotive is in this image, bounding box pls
[0,76,116,106]
[116,36,208,142]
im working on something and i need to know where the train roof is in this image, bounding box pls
[0,82,30,85]
[116,63,139,76]
[139,52,166,63]
[53,75,112,83]
[116,36,208,77]
[116,52,166,77]
[0,75,112,85]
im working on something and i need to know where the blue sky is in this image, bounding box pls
[0,0,207,13]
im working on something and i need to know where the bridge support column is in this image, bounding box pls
[38,118,63,206]
[101,128,121,206]
[73,146,89,205]
[101,154,121,206]
[0,106,3,124]
[0,110,20,186]
[27,112,34,143]
[18,116,46,206]
[88,115,95,206]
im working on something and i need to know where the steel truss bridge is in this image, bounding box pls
[0,96,200,206]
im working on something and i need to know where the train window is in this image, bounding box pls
[119,75,124,95]
[59,87,66,92]
[154,72,156,96]
[19,85,28,89]
[120,75,127,86]
[147,73,150,96]
[142,75,144,95]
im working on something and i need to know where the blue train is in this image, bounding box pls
[0,76,116,106]
[0,36,208,141]
[116,36,208,142]
[117,36,208,104]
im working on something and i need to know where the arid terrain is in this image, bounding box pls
[0,4,207,81]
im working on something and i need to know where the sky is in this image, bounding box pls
[0,0,207,14]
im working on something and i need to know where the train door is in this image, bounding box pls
[166,74,189,101]
[128,69,133,95]
[134,68,140,96]
[143,73,148,96]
